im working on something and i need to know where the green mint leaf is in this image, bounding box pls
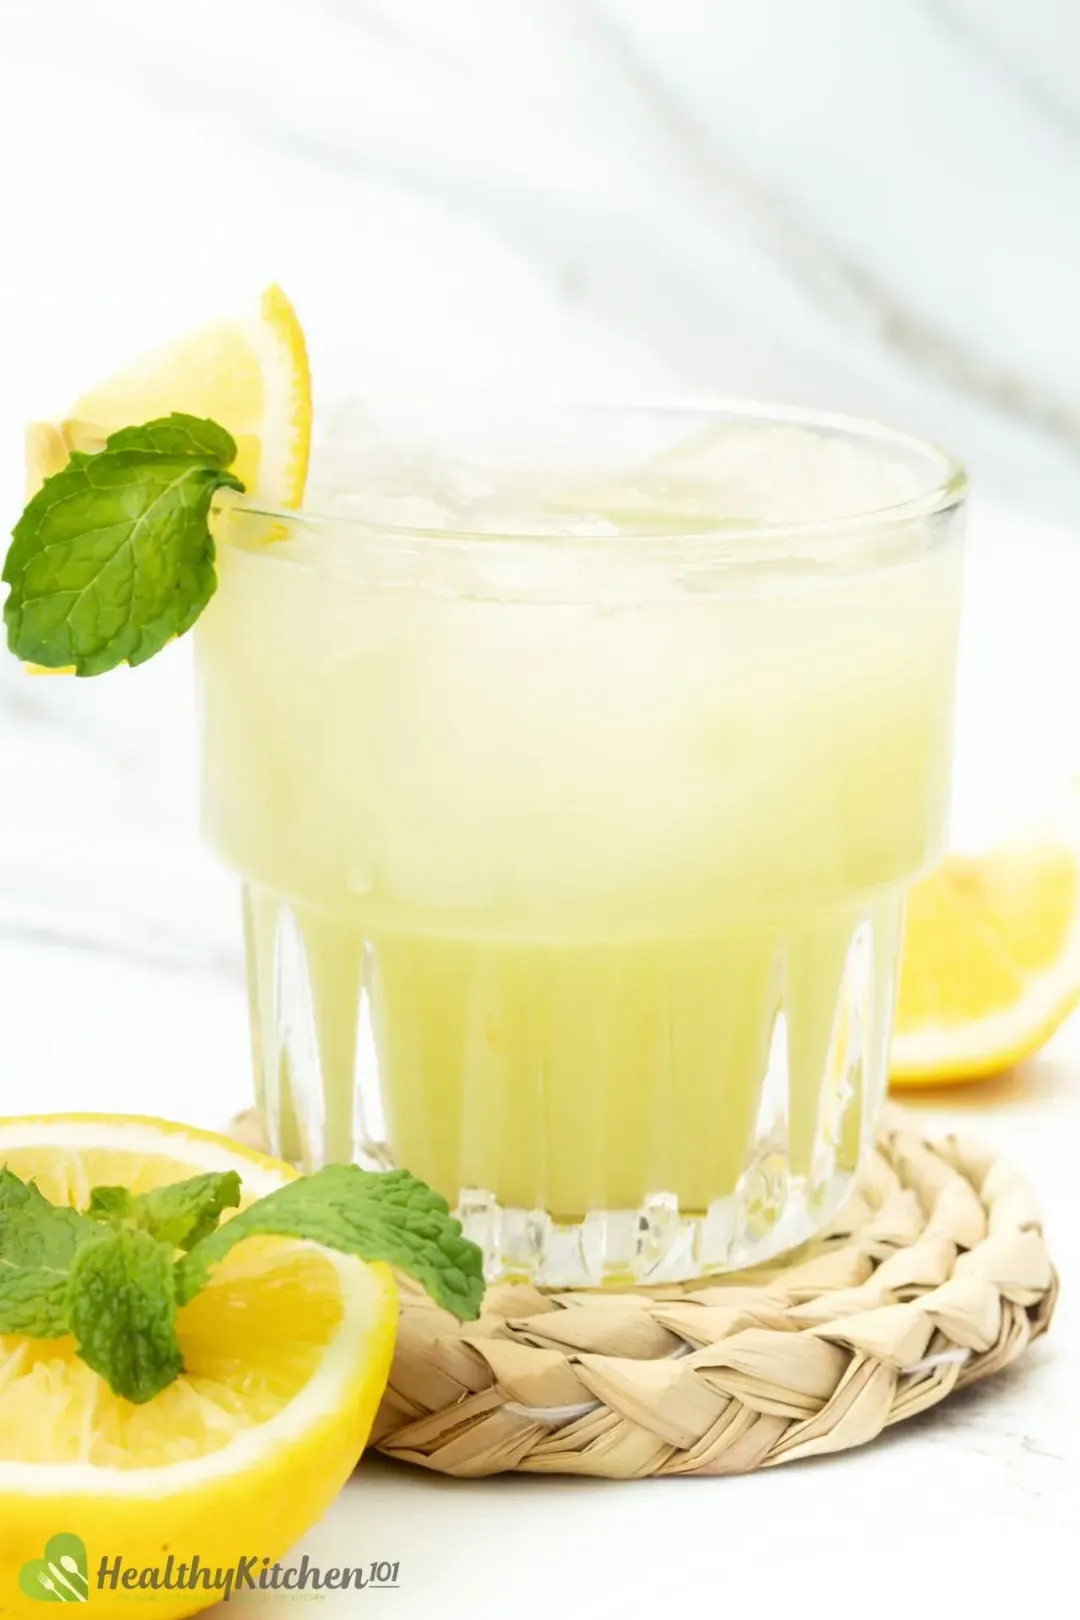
[3,412,243,675]
[0,1169,104,1336]
[88,1171,241,1251]
[104,416,238,464]
[2,1162,484,1404]
[86,1186,134,1224]
[138,1171,242,1249]
[177,1165,485,1322]
[67,1227,183,1404]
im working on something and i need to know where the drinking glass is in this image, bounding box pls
[196,401,966,1286]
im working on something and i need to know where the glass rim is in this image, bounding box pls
[225,396,967,555]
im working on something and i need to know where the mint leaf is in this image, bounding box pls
[105,417,238,463]
[88,1171,241,1251]
[139,1171,241,1248]
[86,1186,135,1224]
[1,1160,485,1404]
[3,412,243,675]
[0,1170,104,1336]
[177,1165,484,1322]
[67,1228,183,1405]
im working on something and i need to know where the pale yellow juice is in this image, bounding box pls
[196,407,965,1280]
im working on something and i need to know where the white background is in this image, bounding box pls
[0,4,1078,1615]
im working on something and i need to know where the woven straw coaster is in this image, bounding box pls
[231,1110,1057,1478]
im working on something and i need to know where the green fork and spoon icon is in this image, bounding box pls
[19,1535,89,1604]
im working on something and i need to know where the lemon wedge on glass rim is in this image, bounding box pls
[21,283,310,673]
[0,1114,396,1620]
[25,283,310,505]
[891,815,1080,1085]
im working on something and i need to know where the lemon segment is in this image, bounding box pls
[24,284,310,507]
[19,285,311,675]
[67,283,310,506]
[891,832,1080,1084]
[0,1115,396,1620]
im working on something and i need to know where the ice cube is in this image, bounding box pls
[303,410,925,568]
[307,399,498,530]
[643,423,924,527]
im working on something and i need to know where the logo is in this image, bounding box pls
[16,1537,401,1605]
[20,1535,89,1604]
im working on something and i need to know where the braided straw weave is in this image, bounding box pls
[231,1112,1057,1478]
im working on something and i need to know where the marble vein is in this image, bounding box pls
[584,0,1080,455]
[918,0,1080,146]
[10,0,1080,479]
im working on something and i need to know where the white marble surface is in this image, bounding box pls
[1,1,1079,1612]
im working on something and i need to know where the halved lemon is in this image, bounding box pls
[891,827,1080,1084]
[0,1114,395,1620]
[24,282,311,506]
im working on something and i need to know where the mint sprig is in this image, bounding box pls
[87,1170,242,1251]
[0,1163,484,1404]
[2,413,243,675]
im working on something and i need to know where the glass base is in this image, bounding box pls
[456,1170,855,1287]
[242,883,901,1287]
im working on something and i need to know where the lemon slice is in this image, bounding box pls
[24,283,311,506]
[0,1114,395,1620]
[891,828,1080,1084]
[20,284,310,675]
